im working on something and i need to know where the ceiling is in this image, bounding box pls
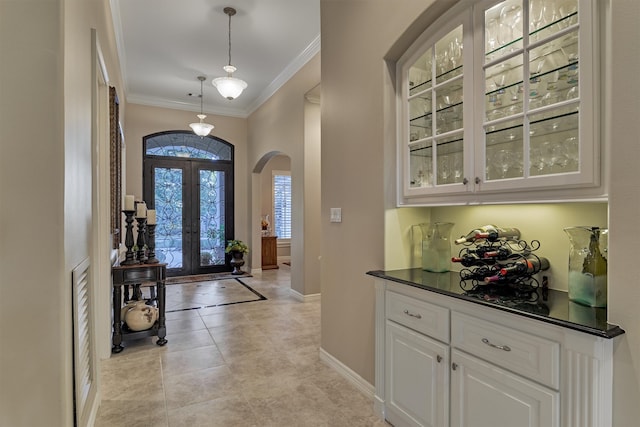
[111,0,320,118]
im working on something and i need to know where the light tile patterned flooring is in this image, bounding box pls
[95,265,388,427]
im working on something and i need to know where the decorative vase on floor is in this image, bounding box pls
[230,250,245,275]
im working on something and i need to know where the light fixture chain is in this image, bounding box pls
[227,10,232,66]
[200,77,204,113]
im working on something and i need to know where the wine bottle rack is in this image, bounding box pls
[457,237,548,308]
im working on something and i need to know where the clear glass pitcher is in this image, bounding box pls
[563,226,608,307]
[420,222,455,273]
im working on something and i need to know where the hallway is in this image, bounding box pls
[95,266,387,426]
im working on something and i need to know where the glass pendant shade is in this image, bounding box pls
[212,65,248,100]
[190,114,214,137]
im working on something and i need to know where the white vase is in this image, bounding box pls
[122,300,158,331]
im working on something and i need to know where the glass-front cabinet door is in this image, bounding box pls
[404,14,472,197]
[399,0,600,205]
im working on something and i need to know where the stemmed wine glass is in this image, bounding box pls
[449,37,462,70]
[499,3,523,49]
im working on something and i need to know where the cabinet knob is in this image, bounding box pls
[451,362,458,370]
[475,176,481,185]
[462,177,469,185]
[437,355,442,363]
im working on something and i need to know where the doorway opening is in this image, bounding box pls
[143,131,234,276]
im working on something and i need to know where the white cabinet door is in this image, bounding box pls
[385,320,449,427]
[450,350,559,427]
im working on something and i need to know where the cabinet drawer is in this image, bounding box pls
[386,291,449,343]
[451,312,559,389]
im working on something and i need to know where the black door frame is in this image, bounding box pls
[142,132,234,276]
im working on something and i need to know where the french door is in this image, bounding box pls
[143,157,233,276]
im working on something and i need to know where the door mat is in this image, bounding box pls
[166,272,252,285]
[165,278,266,312]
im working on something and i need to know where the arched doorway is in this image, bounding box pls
[143,131,234,276]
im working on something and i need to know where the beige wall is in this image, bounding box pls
[248,54,321,295]
[123,104,250,265]
[607,0,640,424]
[320,0,442,384]
[321,0,640,423]
[0,0,125,425]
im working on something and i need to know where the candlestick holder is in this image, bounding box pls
[136,217,148,263]
[121,210,138,265]
[146,223,159,263]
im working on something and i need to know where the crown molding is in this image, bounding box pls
[246,35,321,115]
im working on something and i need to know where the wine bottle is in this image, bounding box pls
[452,254,489,267]
[474,227,521,242]
[499,255,550,276]
[454,225,499,244]
[484,274,510,284]
[482,246,512,260]
[582,228,607,277]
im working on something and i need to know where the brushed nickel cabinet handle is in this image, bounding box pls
[403,309,422,319]
[482,337,511,352]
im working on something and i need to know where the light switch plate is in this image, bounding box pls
[330,208,342,223]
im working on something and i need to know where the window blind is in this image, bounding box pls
[273,172,291,239]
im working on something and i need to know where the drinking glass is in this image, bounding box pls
[499,3,523,46]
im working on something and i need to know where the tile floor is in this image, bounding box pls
[95,265,389,427]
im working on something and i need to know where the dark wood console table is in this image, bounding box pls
[111,262,167,353]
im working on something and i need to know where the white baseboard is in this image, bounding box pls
[318,347,375,400]
[289,288,321,302]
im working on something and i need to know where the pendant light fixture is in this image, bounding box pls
[212,7,248,100]
[189,76,214,137]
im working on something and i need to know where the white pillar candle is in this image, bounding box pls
[136,201,147,218]
[147,209,156,225]
[124,195,135,211]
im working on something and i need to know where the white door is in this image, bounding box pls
[450,349,559,427]
[385,320,449,427]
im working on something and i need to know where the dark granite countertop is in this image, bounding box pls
[367,268,625,339]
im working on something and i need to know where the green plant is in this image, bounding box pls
[225,239,249,254]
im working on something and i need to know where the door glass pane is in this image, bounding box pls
[435,26,463,84]
[409,140,433,188]
[529,0,578,41]
[435,79,463,135]
[436,134,464,185]
[200,170,226,267]
[485,0,524,62]
[154,167,183,269]
[529,105,579,176]
[409,93,432,142]
[409,48,432,97]
[485,118,524,181]
[485,57,523,122]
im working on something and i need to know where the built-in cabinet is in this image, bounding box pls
[398,0,603,205]
[374,278,615,427]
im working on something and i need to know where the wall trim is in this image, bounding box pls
[319,347,375,400]
[289,288,320,302]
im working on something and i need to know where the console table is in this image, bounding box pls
[111,262,167,353]
[261,236,279,270]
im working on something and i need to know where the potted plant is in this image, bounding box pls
[225,239,249,274]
